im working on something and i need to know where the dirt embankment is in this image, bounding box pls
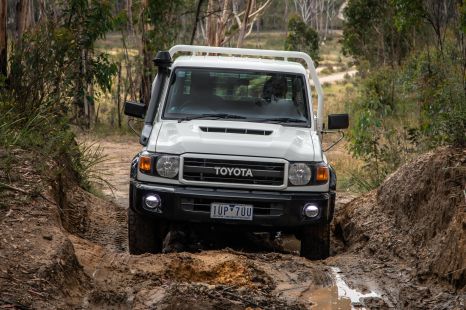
[333,146,465,307]
[0,151,90,309]
[1,144,465,309]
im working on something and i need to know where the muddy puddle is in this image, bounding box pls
[274,263,382,309]
[306,267,381,309]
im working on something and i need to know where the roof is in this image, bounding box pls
[172,56,308,75]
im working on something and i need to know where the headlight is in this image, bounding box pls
[156,155,180,178]
[289,163,312,186]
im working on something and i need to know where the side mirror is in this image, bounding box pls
[328,114,349,130]
[124,100,146,119]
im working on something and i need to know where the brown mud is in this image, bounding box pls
[0,139,464,309]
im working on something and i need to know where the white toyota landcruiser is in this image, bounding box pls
[124,45,349,259]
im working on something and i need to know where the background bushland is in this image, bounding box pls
[342,0,466,191]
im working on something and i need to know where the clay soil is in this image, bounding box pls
[0,138,464,309]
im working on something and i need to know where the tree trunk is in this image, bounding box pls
[88,82,95,128]
[141,0,152,105]
[190,0,204,45]
[205,0,216,45]
[117,62,122,128]
[28,0,34,26]
[16,0,31,39]
[82,48,89,127]
[237,0,253,47]
[38,0,47,22]
[216,0,230,46]
[284,0,288,33]
[141,39,152,105]
[0,0,7,78]
[121,32,136,99]
[127,0,134,35]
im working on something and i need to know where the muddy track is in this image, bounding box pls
[1,138,464,309]
[73,136,390,308]
[77,136,462,309]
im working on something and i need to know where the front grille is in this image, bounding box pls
[181,198,284,216]
[182,157,285,186]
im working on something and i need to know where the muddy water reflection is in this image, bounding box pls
[309,267,381,309]
[279,235,381,309]
[310,285,352,309]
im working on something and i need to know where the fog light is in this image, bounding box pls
[303,204,319,218]
[145,195,161,210]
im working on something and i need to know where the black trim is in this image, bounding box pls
[328,114,349,130]
[130,181,334,230]
[199,126,273,135]
[182,157,285,186]
[124,100,146,118]
[153,51,172,68]
[329,164,337,190]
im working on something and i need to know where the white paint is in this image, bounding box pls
[173,55,308,75]
[331,267,381,308]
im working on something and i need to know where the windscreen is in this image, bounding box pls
[163,68,310,125]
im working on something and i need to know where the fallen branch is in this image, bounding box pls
[0,181,29,194]
[0,299,31,310]
[0,181,54,204]
[444,267,466,275]
[27,289,47,298]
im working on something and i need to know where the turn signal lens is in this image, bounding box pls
[316,166,329,182]
[139,156,152,173]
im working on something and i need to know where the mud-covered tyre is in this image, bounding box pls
[300,223,330,260]
[128,208,164,255]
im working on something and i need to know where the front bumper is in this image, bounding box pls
[130,181,335,231]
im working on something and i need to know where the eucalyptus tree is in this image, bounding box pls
[0,0,6,78]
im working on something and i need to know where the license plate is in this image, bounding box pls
[210,203,253,221]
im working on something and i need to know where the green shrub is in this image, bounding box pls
[1,1,118,190]
[401,46,466,147]
[285,15,319,64]
[347,44,465,191]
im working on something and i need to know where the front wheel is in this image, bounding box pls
[300,223,330,260]
[128,208,166,255]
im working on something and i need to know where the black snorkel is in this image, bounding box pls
[140,51,172,145]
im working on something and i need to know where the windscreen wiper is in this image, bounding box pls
[178,113,247,123]
[254,117,307,124]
